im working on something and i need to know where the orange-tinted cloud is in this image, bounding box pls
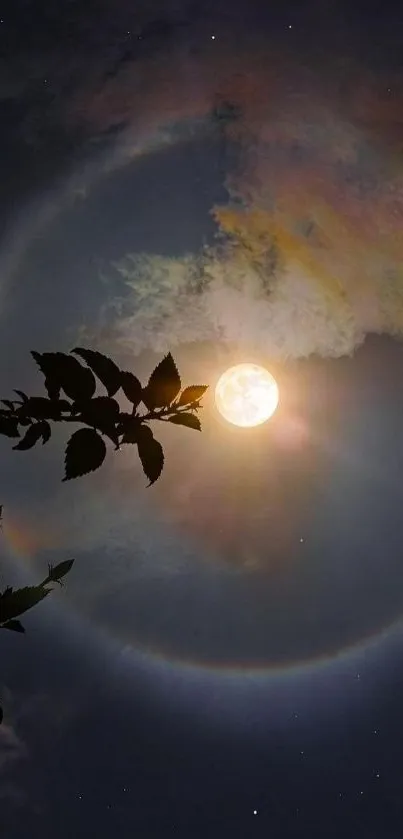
[73,30,403,359]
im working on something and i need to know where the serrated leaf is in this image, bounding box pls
[0,416,19,437]
[54,557,75,578]
[14,390,28,403]
[32,351,80,402]
[78,397,120,448]
[142,353,181,409]
[168,412,201,431]
[41,421,51,444]
[79,396,120,432]
[44,376,60,401]
[63,428,106,481]
[31,352,96,402]
[120,371,142,407]
[42,558,75,586]
[31,351,60,399]
[136,425,164,485]
[0,584,50,623]
[18,396,61,421]
[72,348,122,397]
[120,415,142,444]
[13,423,45,451]
[177,385,208,406]
[1,619,25,633]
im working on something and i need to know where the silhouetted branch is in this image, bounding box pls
[0,349,208,723]
[0,348,208,485]
[0,553,75,723]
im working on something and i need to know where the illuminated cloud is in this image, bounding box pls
[88,39,403,361]
[4,16,403,361]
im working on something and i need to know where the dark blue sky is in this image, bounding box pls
[2,0,403,837]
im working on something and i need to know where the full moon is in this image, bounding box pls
[214,363,279,427]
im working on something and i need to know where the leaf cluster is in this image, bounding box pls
[0,348,207,722]
[0,558,75,724]
[0,349,208,486]
[0,559,75,632]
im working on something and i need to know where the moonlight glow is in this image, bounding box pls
[215,363,279,427]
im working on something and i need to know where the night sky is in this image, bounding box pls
[2,0,403,836]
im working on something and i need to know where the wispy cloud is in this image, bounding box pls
[79,40,403,362]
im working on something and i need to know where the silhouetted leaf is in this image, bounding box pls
[13,423,48,451]
[72,348,121,396]
[168,412,201,431]
[136,425,164,485]
[0,416,19,437]
[120,371,142,407]
[0,584,50,623]
[1,400,14,410]
[1,619,25,633]
[57,399,72,412]
[0,706,3,724]
[42,558,75,586]
[18,396,61,421]
[61,359,96,402]
[177,385,208,406]
[142,353,181,409]
[54,558,75,578]
[14,390,28,403]
[45,376,59,400]
[120,415,142,444]
[63,428,106,481]
[31,351,59,398]
[79,397,120,445]
[31,352,96,402]
[41,421,51,444]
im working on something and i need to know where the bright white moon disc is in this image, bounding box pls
[215,363,279,427]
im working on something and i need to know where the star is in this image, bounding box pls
[211,34,216,40]
[253,810,258,816]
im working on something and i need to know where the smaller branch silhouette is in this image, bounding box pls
[0,548,75,724]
